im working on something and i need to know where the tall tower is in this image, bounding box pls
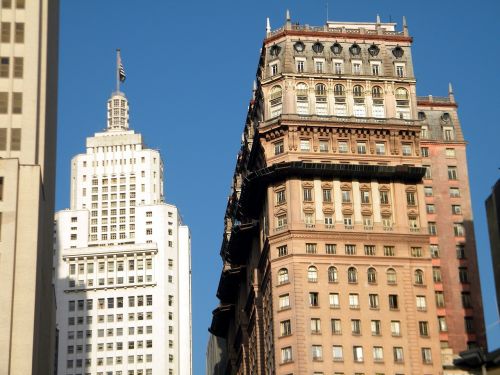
[0,1,59,374]
[55,88,192,375]
[209,13,485,375]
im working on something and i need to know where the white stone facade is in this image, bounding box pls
[55,91,191,375]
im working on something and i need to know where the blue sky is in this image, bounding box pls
[57,1,500,372]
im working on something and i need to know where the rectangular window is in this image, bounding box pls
[0,92,8,114]
[456,244,466,259]
[448,166,458,180]
[433,267,442,283]
[393,347,404,363]
[391,321,401,336]
[402,143,412,156]
[345,244,356,255]
[419,321,429,337]
[331,319,342,335]
[332,345,343,361]
[416,296,427,311]
[277,245,288,257]
[305,243,317,254]
[375,142,385,155]
[341,190,350,203]
[275,190,286,204]
[13,56,23,78]
[334,61,342,74]
[436,292,445,308]
[406,192,416,206]
[319,140,329,152]
[12,92,22,113]
[454,222,465,236]
[11,128,21,151]
[349,293,359,309]
[389,294,399,310]
[459,268,469,284]
[445,148,456,157]
[424,186,433,196]
[465,317,474,333]
[421,147,429,157]
[424,165,432,179]
[315,61,324,73]
[364,245,376,255]
[369,294,379,308]
[338,141,348,153]
[300,139,310,151]
[351,319,361,334]
[371,62,380,76]
[422,348,432,364]
[309,292,319,307]
[329,293,340,308]
[352,62,361,75]
[373,346,384,361]
[371,320,381,335]
[353,346,364,362]
[426,204,435,214]
[13,22,23,42]
[384,246,395,256]
[281,347,292,363]
[279,294,290,310]
[452,205,462,215]
[274,140,284,155]
[450,187,460,197]
[270,63,278,76]
[325,243,336,254]
[395,63,405,77]
[311,318,321,334]
[0,57,9,77]
[411,247,423,257]
[303,188,312,201]
[428,222,437,235]
[280,320,292,336]
[296,59,304,73]
[357,142,367,154]
[1,23,11,43]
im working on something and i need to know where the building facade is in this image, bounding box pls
[55,90,192,375]
[0,0,59,374]
[209,13,485,375]
[486,179,500,316]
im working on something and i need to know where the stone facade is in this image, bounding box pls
[209,14,485,375]
[0,1,59,374]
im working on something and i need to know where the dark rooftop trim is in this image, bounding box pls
[221,221,259,265]
[216,266,244,303]
[209,304,235,338]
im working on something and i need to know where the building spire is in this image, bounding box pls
[376,14,381,24]
[266,17,271,35]
[402,16,408,36]
[448,82,455,103]
[286,9,291,22]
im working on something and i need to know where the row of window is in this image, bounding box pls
[0,127,21,151]
[274,138,415,156]
[67,311,156,326]
[68,296,153,311]
[420,146,456,158]
[303,265,427,286]
[281,317,431,338]
[426,203,462,215]
[68,275,153,288]
[67,339,153,354]
[67,354,154,367]
[0,92,22,113]
[423,165,460,180]
[69,258,155,275]
[67,325,154,340]
[280,345,432,364]
[428,221,465,237]
[0,0,25,9]
[270,59,406,78]
[277,244,423,258]
[0,56,23,78]
[0,22,24,43]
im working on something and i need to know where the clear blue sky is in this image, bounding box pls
[57,1,500,373]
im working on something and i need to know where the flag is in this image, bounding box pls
[118,54,126,82]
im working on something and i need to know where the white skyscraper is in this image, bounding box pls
[55,88,192,375]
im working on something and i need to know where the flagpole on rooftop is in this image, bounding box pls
[116,48,120,93]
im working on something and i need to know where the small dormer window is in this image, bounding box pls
[368,44,380,56]
[312,42,324,53]
[270,44,281,57]
[294,41,305,52]
[441,113,451,123]
[418,112,426,120]
[392,46,404,58]
[331,42,343,55]
[349,43,361,56]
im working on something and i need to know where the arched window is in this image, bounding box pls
[367,267,377,284]
[308,266,318,282]
[328,266,338,283]
[270,85,283,118]
[353,85,364,97]
[348,267,358,283]
[372,86,383,98]
[315,83,327,96]
[353,85,366,117]
[315,83,328,115]
[333,84,346,116]
[395,87,410,119]
[296,82,309,115]
[334,84,345,96]
[395,87,409,100]
[387,268,397,284]
[372,86,385,118]
[414,269,424,285]
[278,268,289,284]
